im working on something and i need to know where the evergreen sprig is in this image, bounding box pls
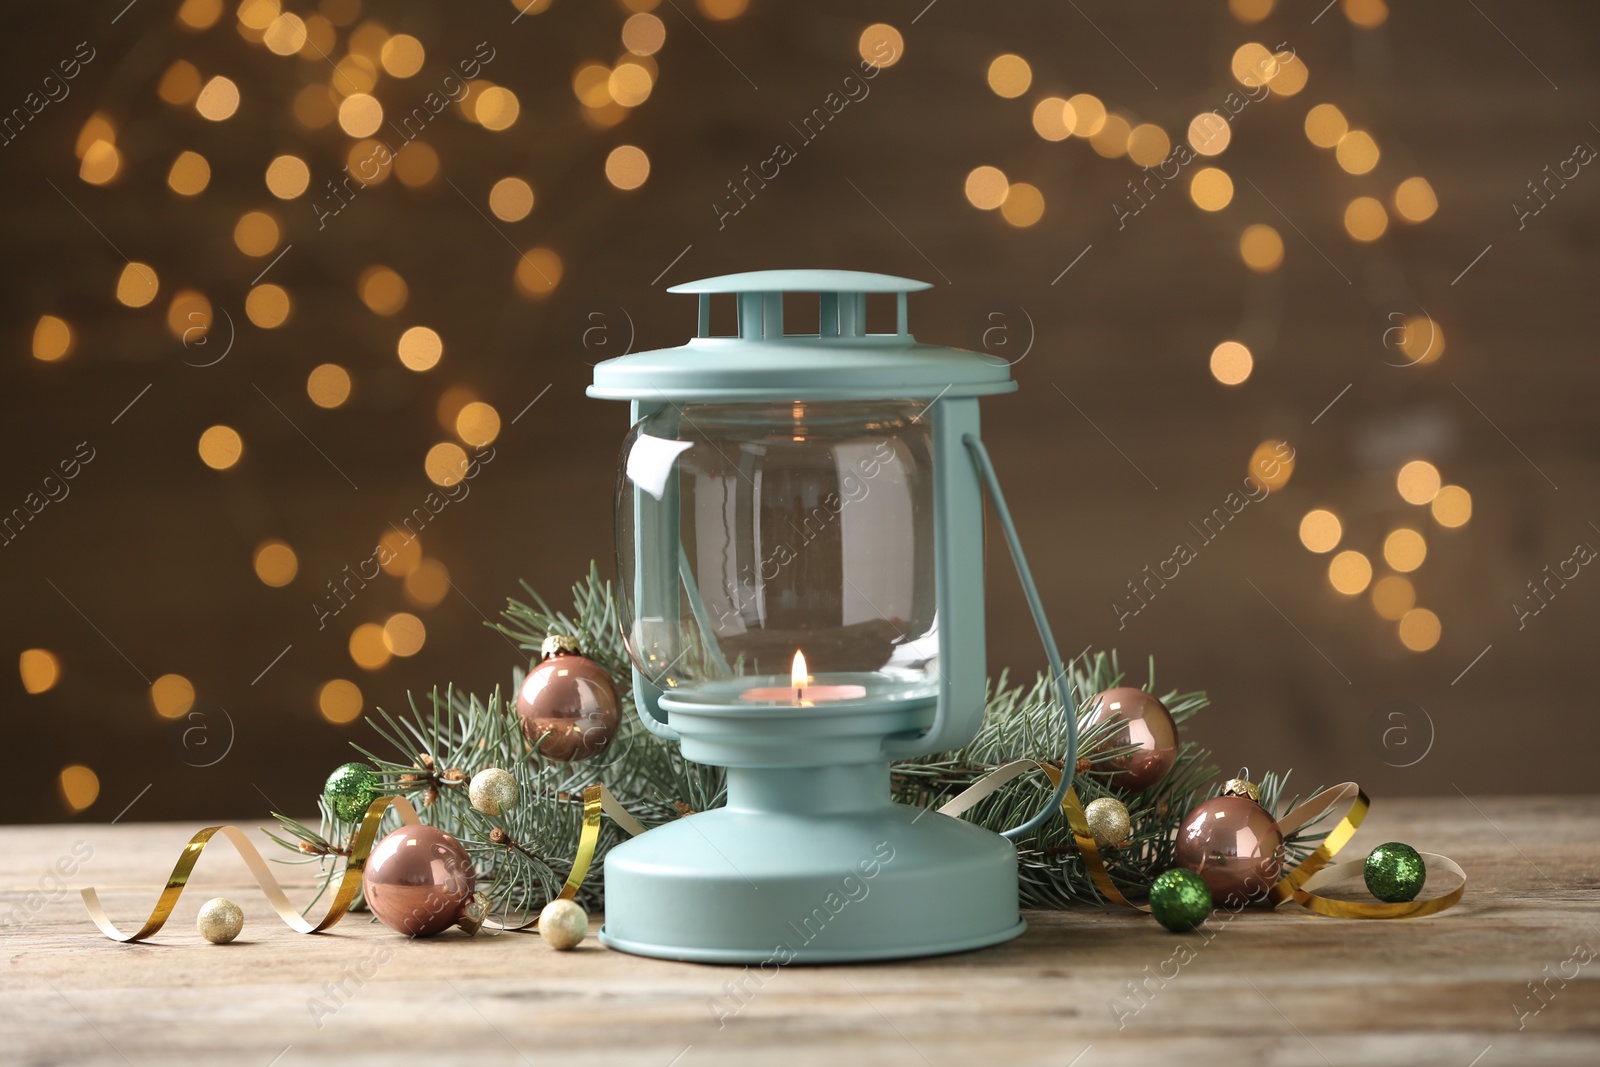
[272,565,1322,916]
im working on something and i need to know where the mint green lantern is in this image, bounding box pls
[590,269,1076,963]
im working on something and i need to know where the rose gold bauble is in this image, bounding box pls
[1084,687,1179,792]
[1173,794,1284,907]
[516,636,622,762]
[361,824,476,937]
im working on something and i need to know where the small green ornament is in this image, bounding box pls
[1363,841,1426,902]
[324,762,382,822]
[1149,868,1212,932]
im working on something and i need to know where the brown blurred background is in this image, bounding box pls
[5,0,1597,823]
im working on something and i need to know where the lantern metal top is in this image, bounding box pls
[589,269,1016,403]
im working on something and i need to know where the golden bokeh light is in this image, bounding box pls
[177,0,223,30]
[1267,50,1307,95]
[1397,460,1442,505]
[964,166,1008,210]
[338,93,383,137]
[237,0,280,31]
[323,0,361,27]
[348,20,390,62]
[1343,196,1389,241]
[150,673,195,718]
[349,623,391,671]
[1328,550,1373,595]
[1396,315,1444,365]
[1189,167,1234,211]
[1209,340,1253,385]
[436,386,477,432]
[301,13,336,57]
[32,316,73,362]
[1383,528,1427,573]
[59,765,100,813]
[697,0,748,18]
[263,12,307,54]
[514,247,564,298]
[987,54,1032,98]
[1067,94,1107,138]
[332,54,378,95]
[1228,0,1274,23]
[404,559,451,609]
[233,210,281,257]
[1371,575,1416,621]
[382,613,428,657]
[1431,485,1472,528]
[1127,124,1171,167]
[20,649,61,694]
[398,325,443,371]
[75,114,115,159]
[166,290,212,341]
[79,140,121,185]
[245,283,290,328]
[198,425,243,470]
[476,85,522,129]
[116,263,160,308]
[625,13,667,56]
[608,63,654,109]
[455,401,502,447]
[1000,182,1044,227]
[1089,113,1132,158]
[425,442,469,486]
[1239,224,1284,272]
[196,75,240,121]
[1299,509,1343,554]
[1187,112,1231,156]
[489,177,535,222]
[1031,97,1074,141]
[1304,103,1347,148]
[1335,130,1379,174]
[379,531,422,577]
[1398,607,1440,652]
[307,363,353,409]
[1344,0,1389,28]
[358,266,408,315]
[167,150,211,196]
[859,22,902,68]
[1394,176,1438,222]
[573,63,613,108]
[318,679,363,724]
[265,154,310,199]
[380,33,425,77]
[252,540,298,587]
[605,144,650,189]
[394,141,440,187]
[1246,438,1294,493]
[158,60,202,105]
[1230,43,1277,88]
[294,84,338,129]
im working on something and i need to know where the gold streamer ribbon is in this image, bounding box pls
[81,795,421,943]
[939,761,1465,920]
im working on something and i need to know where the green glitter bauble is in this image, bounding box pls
[1149,868,1212,932]
[1364,841,1426,902]
[323,762,382,822]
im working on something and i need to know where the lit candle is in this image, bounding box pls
[737,649,869,705]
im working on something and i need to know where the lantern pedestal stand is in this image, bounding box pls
[597,696,1026,964]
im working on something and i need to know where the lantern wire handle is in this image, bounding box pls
[962,435,1080,841]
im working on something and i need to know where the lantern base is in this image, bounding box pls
[598,792,1024,964]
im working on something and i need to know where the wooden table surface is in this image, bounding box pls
[3,796,1597,1067]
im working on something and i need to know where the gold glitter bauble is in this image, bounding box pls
[196,897,244,944]
[468,767,519,816]
[1084,796,1131,849]
[538,898,588,950]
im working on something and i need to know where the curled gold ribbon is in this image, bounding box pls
[939,762,1465,920]
[81,795,420,943]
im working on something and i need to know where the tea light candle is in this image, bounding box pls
[738,651,868,705]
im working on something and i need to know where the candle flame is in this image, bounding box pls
[791,650,807,698]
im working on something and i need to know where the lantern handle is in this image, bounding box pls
[961,434,1081,842]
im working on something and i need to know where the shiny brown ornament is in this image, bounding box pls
[1084,687,1179,792]
[517,635,622,762]
[361,824,477,937]
[1173,793,1284,907]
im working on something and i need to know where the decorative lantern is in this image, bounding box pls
[590,270,1075,962]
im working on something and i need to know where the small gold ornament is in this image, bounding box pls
[1084,796,1131,848]
[1220,770,1262,804]
[538,898,589,950]
[469,767,519,816]
[196,897,243,944]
